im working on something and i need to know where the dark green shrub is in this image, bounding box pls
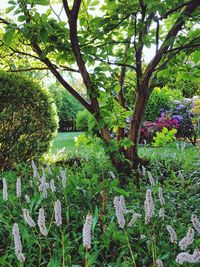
[76,109,98,132]
[49,83,83,131]
[76,110,89,131]
[0,71,58,170]
[145,87,182,121]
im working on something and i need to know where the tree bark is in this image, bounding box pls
[127,89,149,168]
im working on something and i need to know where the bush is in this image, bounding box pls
[0,72,58,170]
[49,83,83,131]
[145,87,182,121]
[140,117,180,143]
[152,127,177,147]
[76,109,98,133]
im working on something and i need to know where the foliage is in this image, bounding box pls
[162,98,197,145]
[49,83,83,131]
[0,71,58,170]
[0,0,200,170]
[152,127,177,147]
[168,80,200,98]
[0,155,200,266]
[145,87,182,122]
[191,97,200,136]
[76,109,98,133]
[140,117,180,144]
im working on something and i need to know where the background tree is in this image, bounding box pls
[0,0,200,177]
[49,81,84,131]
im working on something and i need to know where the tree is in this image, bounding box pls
[49,82,84,131]
[0,0,200,177]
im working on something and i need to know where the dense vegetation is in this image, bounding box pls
[1,0,200,171]
[0,71,58,170]
[0,0,199,266]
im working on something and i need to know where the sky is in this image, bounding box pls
[0,0,155,63]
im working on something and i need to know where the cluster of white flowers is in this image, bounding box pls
[2,178,8,201]
[25,194,30,203]
[176,249,200,265]
[54,200,62,226]
[16,178,22,198]
[128,213,142,227]
[166,225,177,244]
[158,187,165,205]
[179,227,194,250]
[31,160,39,178]
[37,208,48,236]
[50,179,56,193]
[159,208,165,219]
[144,189,154,224]
[60,168,67,189]
[147,171,155,187]
[191,214,200,234]
[12,223,25,262]
[23,209,36,227]
[156,259,164,267]
[38,175,49,199]
[83,214,92,249]
[113,196,126,229]
[141,165,146,176]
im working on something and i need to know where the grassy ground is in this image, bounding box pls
[51,132,199,169]
[51,131,84,153]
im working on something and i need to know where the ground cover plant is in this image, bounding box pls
[1,0,200,173]
[0,150,200,266]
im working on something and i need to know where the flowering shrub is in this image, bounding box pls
[0,161,200,266]
[152,127,177,147]
[141,96,198,145]
[140,117,180,143]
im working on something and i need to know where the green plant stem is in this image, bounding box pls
[37,238,42,267]
[85,246,88,267]
[125,231,136,267]
[60,228,65,267]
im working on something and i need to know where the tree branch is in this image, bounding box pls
[165,42,200,53]
[32,42,92,113]
[142,0,200,90]
[62,0,71,17]
[159,0,193,20]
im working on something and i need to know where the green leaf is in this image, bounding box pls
[114,187,129,197]
[157,69,170,78]
[3,30,15,46]
[18,15,27,22]
[39,28,48,43]
[36,0,50,6]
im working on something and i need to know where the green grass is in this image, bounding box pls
[51,131,84,153]
[51,132,199,170]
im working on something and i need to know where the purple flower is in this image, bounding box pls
[172,115,183,122]
[176,105,185,111]
[160,108,164,112]
[161,112,166,117]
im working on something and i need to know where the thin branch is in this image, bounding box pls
[94,56,136,70]
[159,0,193,20]
[165,42,200,53]
[62,0,71,17]
[156,20,159,53]
[0,17,10,25]
[50,4,63,21]
[105,15,131,33]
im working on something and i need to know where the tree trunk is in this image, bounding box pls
[126,89,149,168]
